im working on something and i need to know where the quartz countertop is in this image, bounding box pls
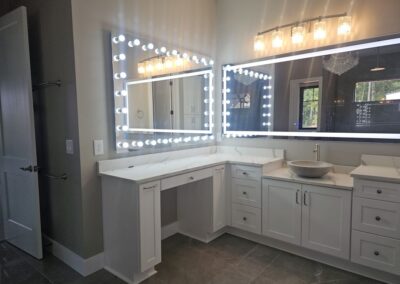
[350,154,400,183]
[263,165,354,190]
[99,146,284,183]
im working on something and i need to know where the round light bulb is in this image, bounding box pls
[147,43,154,50]
[118,35,126,42]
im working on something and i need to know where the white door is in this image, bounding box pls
[301,185,351,259]
[0,7,43,259]
[262,179,301,245]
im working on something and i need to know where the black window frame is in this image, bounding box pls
[299,85,319,130]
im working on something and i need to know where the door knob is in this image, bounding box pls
[19,165,33,172]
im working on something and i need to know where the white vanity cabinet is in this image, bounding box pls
[351,178,400,275]
[262,179,351,259]
[212,165,227,232]
[102,178,161,283]
[231,165,262,234]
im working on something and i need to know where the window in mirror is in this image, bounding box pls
[111,32,215,152]
[299,86,319,130]
[355,79,400,102]
[222,36,400,140]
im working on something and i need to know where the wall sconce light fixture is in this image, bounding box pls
[254,13,352,51]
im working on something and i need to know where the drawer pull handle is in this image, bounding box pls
[242,172,248,175]
[377,189,382,194]
[303,191,308,206]
[189,176,194,180]
[242,217,247,221]
[374,251,380,256]
[143,185,156,190]
[296,190,300,205]
[375,216,381,221]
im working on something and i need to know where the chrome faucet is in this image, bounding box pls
[313,144,320,161]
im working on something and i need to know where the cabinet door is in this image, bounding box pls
[262,180,302,245]
[139,181,161,272]
[212,166,226,232]
[301,185,351,259]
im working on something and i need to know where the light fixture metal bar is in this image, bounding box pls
[257,12,347,35]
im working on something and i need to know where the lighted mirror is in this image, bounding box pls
[111,32,215,151]
[223,36,400,140]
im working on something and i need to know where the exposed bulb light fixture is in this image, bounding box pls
[271,30,283,48]
[254,34,265,51]
[254,13,353,51]
[337,16,352,35]
[291,26,305,44]
[313,21,327,40]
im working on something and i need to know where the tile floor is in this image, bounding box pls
[1,234,383,284]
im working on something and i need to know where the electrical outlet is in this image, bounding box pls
[93,140,104,156]
[66,140,74,155]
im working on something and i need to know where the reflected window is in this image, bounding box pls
[355,79,400,102]
[299,86,319,129]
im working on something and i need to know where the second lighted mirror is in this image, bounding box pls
[223,36,400,140]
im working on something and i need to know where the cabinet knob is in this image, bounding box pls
[242,172,248,175]
[242,217,247,221]
[374,251,380,256]
[375,216,381,221]
[242,191,247,195]
[377,189,382,194]
[189,176,194,180]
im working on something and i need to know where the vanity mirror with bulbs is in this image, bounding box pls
[223,36,400,140]
[111,33,215,152]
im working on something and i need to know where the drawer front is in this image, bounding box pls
[161,167,213,190]
[351,230,400,275]
[354,179,400,202]
[231,164,261,181]
[231,203,261,234]
[353,197,400,239]
[232,178,261,208]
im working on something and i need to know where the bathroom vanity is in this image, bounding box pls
[98,146,284,283]
[99,149,400,283]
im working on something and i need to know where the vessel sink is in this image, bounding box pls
[287,160,333,178]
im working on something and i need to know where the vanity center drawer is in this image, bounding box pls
[161,167,213,190]
[353,197,400,239]
[232,178,261,208]
[231,165,261,181]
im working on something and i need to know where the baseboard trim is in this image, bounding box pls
[227,227,399,284]
[104,266,157,284]
[44,236,104,276]
[161,222,179,240]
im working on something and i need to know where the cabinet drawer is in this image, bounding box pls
[232,178,261,208]
[354,179,400,202]
[161,167,213,190]
[231,164,261,181]
[353,197,400,239]
[351,230,400,275]
[231,204,261,234]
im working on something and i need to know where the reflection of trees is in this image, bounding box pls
[355,79,400,102]
[302,88,319,128]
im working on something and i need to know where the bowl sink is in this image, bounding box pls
[287,160,333,178]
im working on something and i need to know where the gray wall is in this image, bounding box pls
[6,0,85,256]
[216,0,400,165]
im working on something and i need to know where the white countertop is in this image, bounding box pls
[350,154,400,183]
[99,146,284,183]
[263,166,354,190]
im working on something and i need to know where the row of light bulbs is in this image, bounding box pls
[254,15,352,50]
[117,135,214,149]
[112,34,214,77]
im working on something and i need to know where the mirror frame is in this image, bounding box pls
[111,32,215,151]
[222,36,400,140]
